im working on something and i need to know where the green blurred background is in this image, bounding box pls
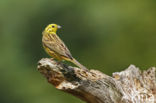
[0,0,156,103]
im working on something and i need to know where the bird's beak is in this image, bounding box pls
[57,25,61,29]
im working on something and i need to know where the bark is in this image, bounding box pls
[37,58,156,103]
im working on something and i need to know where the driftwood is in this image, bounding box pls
[37,58,156,103]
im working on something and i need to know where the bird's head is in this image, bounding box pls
[45,24,61,33]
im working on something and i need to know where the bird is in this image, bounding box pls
[42,24,88,70]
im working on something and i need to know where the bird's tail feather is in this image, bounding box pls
[71,58,88,70]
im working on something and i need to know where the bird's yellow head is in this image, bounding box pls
[45,24,61,33]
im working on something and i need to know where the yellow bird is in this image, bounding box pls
[42,24,87,70]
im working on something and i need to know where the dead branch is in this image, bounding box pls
[37,58,156,103]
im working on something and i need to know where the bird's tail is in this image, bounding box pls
[71,58,88,70]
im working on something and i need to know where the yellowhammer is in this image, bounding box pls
[42,24,87,70]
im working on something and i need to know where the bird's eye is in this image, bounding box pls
[52,25,55,28]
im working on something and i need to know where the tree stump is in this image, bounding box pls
[37,58,156,103]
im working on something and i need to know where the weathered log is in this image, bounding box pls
[37,58,156,103]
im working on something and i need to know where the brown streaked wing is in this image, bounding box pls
[42,32,73,59]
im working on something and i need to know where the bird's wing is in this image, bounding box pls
[42,32,73,59]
